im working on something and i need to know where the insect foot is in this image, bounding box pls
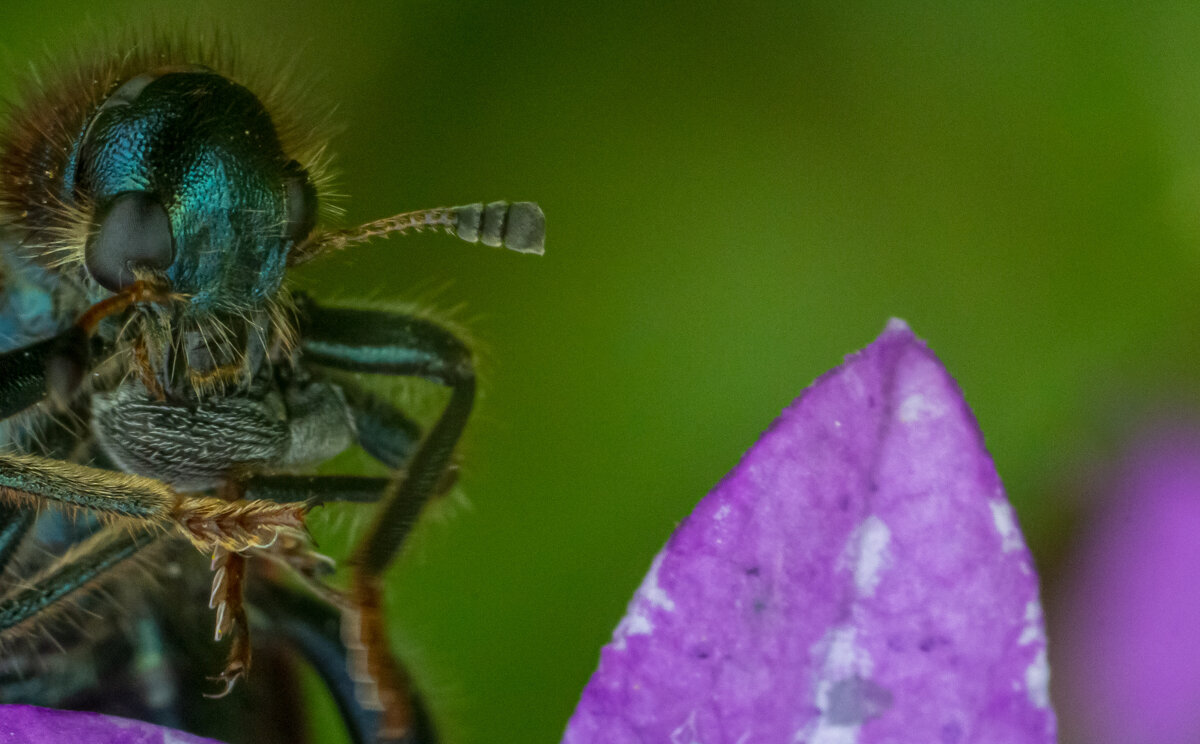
[173,495,313,697]
[205,549,250,699]
[172,495,309,554]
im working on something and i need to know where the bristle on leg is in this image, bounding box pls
[205,549,251,699]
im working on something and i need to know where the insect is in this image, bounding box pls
[0,34,542,744]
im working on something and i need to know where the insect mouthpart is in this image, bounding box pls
[131,305,280,400]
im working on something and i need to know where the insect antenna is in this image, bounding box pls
[289,200,545,266]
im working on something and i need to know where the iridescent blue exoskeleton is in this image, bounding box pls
[0,39,542,744]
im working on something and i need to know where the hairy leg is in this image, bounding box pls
[297,297,474,742]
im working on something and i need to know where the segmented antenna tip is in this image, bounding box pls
[454,201,545,255]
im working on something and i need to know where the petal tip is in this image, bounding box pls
[867,316,925,357]
[562,318,1056,744]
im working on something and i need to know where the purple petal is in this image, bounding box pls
[563,319,1055,744]
[0,705,225,744]
[1054,425,1200,743]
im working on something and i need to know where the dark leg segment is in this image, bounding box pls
[0,503,34,574]
[0,526,155,633]
[0,453,175,521]
[359,375,472,575]
[296,297,474,575]
[297,299,471,385]
[297,297,474,742]
[253,580,378,744]
[251,579,439,744]
[338,379,423,470]
[0,327,88,418]
[243,475,392,504]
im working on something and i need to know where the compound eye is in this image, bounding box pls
[283,160,318,245]
[85,191,175,292]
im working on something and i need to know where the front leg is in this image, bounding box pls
[0,452,308,554]
[298,296,474,743]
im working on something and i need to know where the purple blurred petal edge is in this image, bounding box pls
[0,705,225,744]
[562,319,1056,744]
[1055,425,1200,743]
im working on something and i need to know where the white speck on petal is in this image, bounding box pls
[612,606,651,650]
[1018,600,1045,646]
[884,317,911,333]
[1025,647,1051,709]
[1025,600,1040,622]
[612,553,675,649]
[822,626,871,676]
[670,711,700,744]
[714,503,731,522]
[622,613,652,636]
[898,392,946,423]
[805,725,860,744]
[844,516,891,597]
[642,553,676,612]
[794,627,875,743]
[989,500,1023,553]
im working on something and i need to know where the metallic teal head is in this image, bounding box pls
[72,69,316,312]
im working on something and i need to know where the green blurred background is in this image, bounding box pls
[2,2,1195,742]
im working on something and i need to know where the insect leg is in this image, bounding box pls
[205,550,250,698]
[296,298,474,572]
[0,454,176,521]
[0,454,308,699]
[0,326,89,418]
[297,296,473,743]
[0,503,35,575]
[0,452,308,556]
[234,475,438,744]
[242,475,391,504]
[0,525,155,635]
[338,379,423,470]
[252,579,437,744]
[218,390,422,716]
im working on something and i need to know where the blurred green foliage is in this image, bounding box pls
[0,2,1193,742]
